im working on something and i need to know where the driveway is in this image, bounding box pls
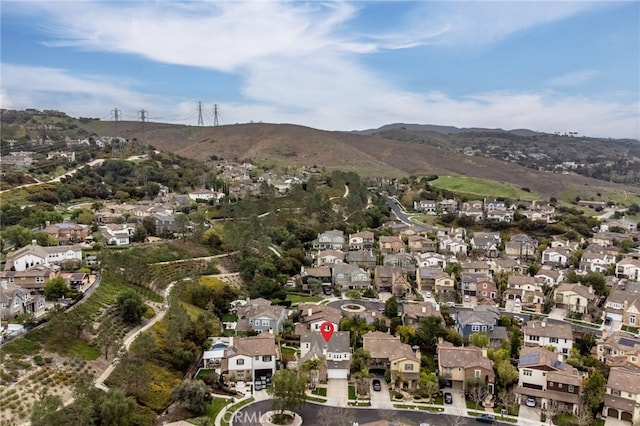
[326,378,348,407]
[518,403,541,423]
[369,377,394,409]
[442,388,467,417]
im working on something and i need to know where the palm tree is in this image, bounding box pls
[301,357,324,388]
[350,348,371,375]
[340,315,371,348]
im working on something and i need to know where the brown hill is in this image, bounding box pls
[89,120,640,200]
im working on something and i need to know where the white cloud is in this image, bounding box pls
[545,70,600,87]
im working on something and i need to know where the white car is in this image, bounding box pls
[526,396,536,407]
[425,291,432,299]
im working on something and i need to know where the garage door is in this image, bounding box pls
[607,408,619,419]
[327,369,348,380]
[622,411,633,422]
[453,381,464,391]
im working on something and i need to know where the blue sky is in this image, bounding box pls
[1,1,639,139]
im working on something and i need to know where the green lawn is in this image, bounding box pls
[285,294,322,305]
[202,397,228,420]
[281,346,297,356]
[222,313,238,322]
[466,400,485,412]
[348,385,356,400]
[430,175,539,201]
[312,387,327,397]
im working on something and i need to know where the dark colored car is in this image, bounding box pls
[444,392,453,404]
[372,379,381,391]
[476,414,496,424]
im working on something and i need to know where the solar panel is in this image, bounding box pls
[619,338,639,347]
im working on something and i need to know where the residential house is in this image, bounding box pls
[603,218,637,233]
[433,272,456,297]
[603,366,640,423]
[534,268,564,286]
[345,250,377,271]
[541,247,573,267]
[485,209,514,222]
[0,265,57,292]
[553,283,598,314]
[314,249,345,267]
[379,236,405,255]
[461,260,491,276]
[4,241,83,272]
[400,302,442,326]
[414,199,437,214]
[603,289,637,324]
[235,298,287,334]
[100,224,135,246]
[459,201,484,222]
[439,199,458,214]
[414,252,448,269]
[476,280,498,303]
[296,304,342,336]
[504,275,544,308]
[460,273,487,298]
[491,259,528,275]
[407,235,437,254]
[596,332,640,367]
[517,347,583,415]
[374,266,411,297]
[312,230,345,251]
[523,319,574,358]
[0,281,45,320]
[44,222,91,244]
[223,333,278,384]
[300,266,333,290]
[591,232,626,248]
[299,331,351,381]
[416,268,449,293]
[437,340,495,393]
[332,263,370,290]
[440,238,468,256]
[348,231,375,251]
[579,248,617,274]
[470,232,502,258]
[616,255,640,281]
[383,253,415,270]
[203,337,233,373]
[455,306,499,338]
[505,234,538,260]
[363,331,421,390]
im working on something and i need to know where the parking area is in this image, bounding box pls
[441,388,466,416]
[369,376,393,409]
[518,403,541,423]
[326,379,348,407]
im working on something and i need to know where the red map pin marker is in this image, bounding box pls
[320,321,334,342]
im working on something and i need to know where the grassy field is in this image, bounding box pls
[559,185,640,207]
[430,175,539,201]
[285,294,323,305]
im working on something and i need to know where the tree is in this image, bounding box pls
[350,348,371,374]
[172,379,212,415]
[30,392,64,426]
[96,315,122,360]
[469,332,489,348]
[583,369,606,416]
[301,357,324,388]
[307,278,323,296]
[384,296,398,319]
[495,359,519,391]
[418,372,439,401]
[339,315,372,348]
[466,377,488,412]
[116,289,146,324]
[43,277,70,300]
[266,369,306,416]
[98,388,138,426]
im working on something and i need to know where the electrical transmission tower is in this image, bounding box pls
[213,104,219,126]
[197,101,204,126]
[138,109,147,154]
[111,108,123,158]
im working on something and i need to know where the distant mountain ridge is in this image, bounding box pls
[356,123,547,137]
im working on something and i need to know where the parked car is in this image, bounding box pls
[526,396,536,407]
[514,316,525,324]
[254,380,262,391]
[445,301,456,307]
[464,294,470,302]
[444,392,453,404]
[605,317,612,325]
[372,379,382,391]
[475,414,496,424]
[425,291,432,298]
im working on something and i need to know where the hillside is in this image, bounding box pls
[83,119,640,201]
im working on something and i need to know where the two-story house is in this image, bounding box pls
[235,298,287,334]
[553,283,599,314]
[414,199,437,215]
[363,331,420,390]
[470,232,502,258]
[604,366,640,424]
[416,268,453,293]
[100,223,135,246]
[300,331,351,381]
[541,247,573,267]
[314,249,345,267]
[0,264,58,292]
[616,255,640,281]
[455,306,499,338]
[44,222,91,244]
[312,230,345,251]
[345,250,377,271]
[414,252,448,269]
[379,236,405,255]
[332,263,370,290]
[348,231,374,251]
[223,333,279,384]
[295,304,342,336]
[4,241,83,272]
[0,281,45,320]
[517,346,584,415]
[437,340,495,393]
[578,249,617,274]
[401,302,442,326]
[523,319,574,358]
[596,332,640,367]
[504,234,538,260]
[407,235,438,254]
[460,273,487,298]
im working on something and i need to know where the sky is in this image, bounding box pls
[1,1,639,139]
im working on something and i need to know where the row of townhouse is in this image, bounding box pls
[413,198,556,224]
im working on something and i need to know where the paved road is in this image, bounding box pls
[232,400,510,426]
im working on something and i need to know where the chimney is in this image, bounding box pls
[541,319,546,327]
[422,306,427,314]
[308,307,313,317]
[482,347,488,358]
[31,239,37,246]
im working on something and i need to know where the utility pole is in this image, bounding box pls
[197,101,204,126]
[138,109,147,154]
[213,104,219,127]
